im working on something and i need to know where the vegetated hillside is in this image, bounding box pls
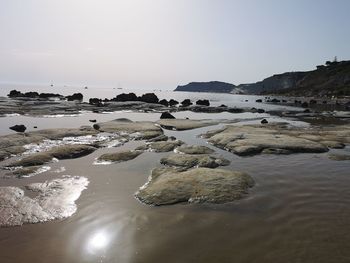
[174,60,350,97]
[239,72,307,94]
[175,81,236,93]
[271,60,350,96]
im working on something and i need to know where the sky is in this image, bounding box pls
[0,0,349,89]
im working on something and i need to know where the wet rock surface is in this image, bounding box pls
[157,119,218,130]
[203,124,350,156]
[97,150,143,164]
[0,176,88,227]
[96,119,163,139]
[136,140,184,152]
[160,154,230,168]
[175,145,215,154]
[135,167,254,205]
[8,144,97,167]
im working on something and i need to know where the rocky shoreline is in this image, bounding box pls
[1,91,350,227]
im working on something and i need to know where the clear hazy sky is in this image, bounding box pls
[0,0,349,89]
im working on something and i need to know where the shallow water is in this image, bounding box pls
[0,108,350,262]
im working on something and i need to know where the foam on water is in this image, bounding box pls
[0,176,89,227]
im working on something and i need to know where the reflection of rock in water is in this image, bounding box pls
[0,176,88,227]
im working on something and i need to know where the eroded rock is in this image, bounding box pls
[157,119,217,131]
[136,140,184,152]
[8,144,96,167]
[203,124,339,156]
[96,119,163,139]
[96,150,142,164]
[135,167,254,205]
[160,154,230,168]
[175,145,215,155]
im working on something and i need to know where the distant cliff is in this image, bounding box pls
[175,60,350,97]
[238,72,307,94]
[175,81,236,93]
[271,61,350,96]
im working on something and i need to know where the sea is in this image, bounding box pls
[0,82,349,263]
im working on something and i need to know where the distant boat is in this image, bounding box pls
[117,87,122,90]
[84,86,88,89]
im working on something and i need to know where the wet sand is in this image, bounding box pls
[1,113,350,262]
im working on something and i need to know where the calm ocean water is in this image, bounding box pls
[1,83,349,263]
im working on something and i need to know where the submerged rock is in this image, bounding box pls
[97,150,142,163]
[160,154,230,168]
[135,167,254,205]
[0,176,88,227]
[8,166,51,178]
[328,154,350,161]
[175,145,215,154]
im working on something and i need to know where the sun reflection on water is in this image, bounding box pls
[86,230,110,254]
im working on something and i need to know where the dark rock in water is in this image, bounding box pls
[33,126,38,129]
[160,112,175,119]
[89,119,97,123]
[158,99,169,107]
[257,108,265,113]
[10,125,26,133]
[181,99,192,107]
[8,90,62,99]
[169,99,179,106]
[89,98,102,105]
[261,119,268,124]
[139,93,159,104]
[196,99,210,106]
[219,104,227,107]
[245,100,248,102]
[301,102,309,108]
[175,81,236,93]
[114,93,138,102]
[66,93,83,101]
[282,99,287,103]
[24,92,39,98]
[256,99,262,103]
[310,99,317,104]
[227,108,244,113]
[93,124,100,130]
[39,93,63,99]
[271,98,280,103]
[8,90,22,97]
[303,109,311,113]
